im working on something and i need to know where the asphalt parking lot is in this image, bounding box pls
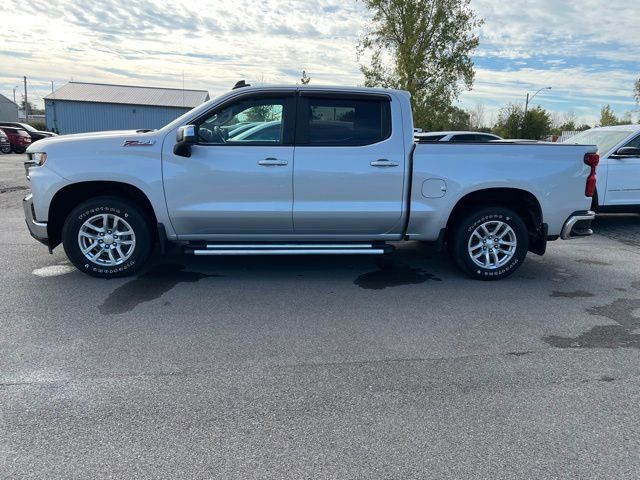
[1,153,640,479]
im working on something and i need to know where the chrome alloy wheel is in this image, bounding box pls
[467,220,517,270]
[77,213,136,266]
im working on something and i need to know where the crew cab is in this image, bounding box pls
[566,125,640,212]
[23,84,598,280]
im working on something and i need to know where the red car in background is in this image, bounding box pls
[0,127,32,154]
[0,129,10,153]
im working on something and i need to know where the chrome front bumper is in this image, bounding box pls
[561,210,596,240]
[23,194,49,245]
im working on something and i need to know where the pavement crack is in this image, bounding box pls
[550,290,595,298]
[0,185,28,194]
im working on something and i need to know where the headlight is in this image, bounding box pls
[24,152,47,179]
[29,152,47,166]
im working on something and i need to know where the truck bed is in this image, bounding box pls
[406,142,598,241]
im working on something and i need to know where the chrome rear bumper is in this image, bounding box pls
[561,210,595,240]
[23,194,49,245]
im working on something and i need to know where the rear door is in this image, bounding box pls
[292,92,406,234]
[604,134,640,206]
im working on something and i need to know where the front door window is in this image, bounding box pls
[198,99,286,145]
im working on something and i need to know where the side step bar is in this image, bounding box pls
[184,243,393,256]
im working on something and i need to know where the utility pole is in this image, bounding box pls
[13,87,17,103]
[23,76,29,119]
[51,81,58,133]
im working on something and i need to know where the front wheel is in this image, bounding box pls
[12,147,26,154]
[451,207,528,281]
[62,196,153,278]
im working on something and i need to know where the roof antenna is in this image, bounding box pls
[233,80,250,90]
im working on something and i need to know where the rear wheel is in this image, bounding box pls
[0,146,10,154]
[62,196,153,278]
[451,207,528,281]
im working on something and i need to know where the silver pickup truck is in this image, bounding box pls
[23,84,598,280]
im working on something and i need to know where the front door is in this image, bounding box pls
[292,93,406,234]
[604,134,640,206]
[163,92,296,236]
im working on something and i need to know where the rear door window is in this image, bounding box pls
[297,95,391,146]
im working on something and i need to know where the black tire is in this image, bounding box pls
[451,206,528,281]
[62,196,153,278]
[0,146,10,154]
[12,147,26,154]
[590,189,600,212]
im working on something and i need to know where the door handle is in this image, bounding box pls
[370,159,399,167]
[258,158,288,166]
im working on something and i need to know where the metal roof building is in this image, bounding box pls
[0,93,19,121]
[44,82,210,134]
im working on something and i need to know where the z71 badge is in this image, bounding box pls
[123,139,156,147]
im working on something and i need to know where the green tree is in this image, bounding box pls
[492,104,550,140]
[358,0,483,130]
[522,106,552,139]
[551,121,576,135]
[19,98,35,111]
[19,98,43,115]
[427,105,470,130]
[492,103,523,139]
[598,105,619,127]
[300,70,311,85]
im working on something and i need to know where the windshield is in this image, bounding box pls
[567,129,634,154]
[18,123,37,132]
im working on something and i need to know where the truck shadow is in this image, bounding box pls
[97,242,453,314]
[98,264,223,315]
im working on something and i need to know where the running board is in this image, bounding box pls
[184,243,393,256]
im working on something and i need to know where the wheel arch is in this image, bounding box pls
[48,181,158,250]
[445,187,546,255]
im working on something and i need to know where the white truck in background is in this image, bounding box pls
[23,83,599,280]
[567,125,640,212]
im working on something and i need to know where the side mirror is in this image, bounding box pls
[613,146,640,157]
[173,125,197,157]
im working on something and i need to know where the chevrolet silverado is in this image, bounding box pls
[23,84,599,280]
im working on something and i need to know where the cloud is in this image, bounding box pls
[1,0,637,126]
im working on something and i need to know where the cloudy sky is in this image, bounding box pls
[1,0,638,125]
